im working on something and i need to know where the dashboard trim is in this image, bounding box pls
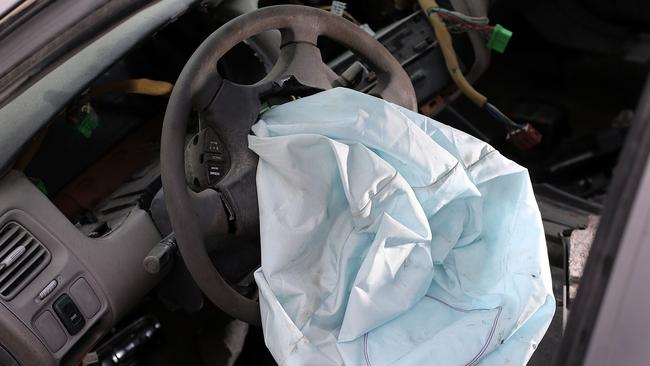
[0,171,162,365]
[0,0,199,176]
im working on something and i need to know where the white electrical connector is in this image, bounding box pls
[360,24,375,36]
[82,352,100,366]
[330,1,347,17]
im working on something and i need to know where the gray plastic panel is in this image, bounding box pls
[583,159,650,364]
[0,301,53,366]
[69,278,100,319]
[33,311,66,352]
[0,171,163,365]
[0,346,20,366]
[0,343,19,366]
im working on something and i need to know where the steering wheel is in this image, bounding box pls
[160,5,416,325]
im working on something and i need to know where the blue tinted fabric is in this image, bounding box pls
[249,88,554,366]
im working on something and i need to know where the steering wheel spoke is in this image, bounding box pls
[263,36,337,91]
[188,188,230,238]
[202,79,262,128]
[196,79,262,236]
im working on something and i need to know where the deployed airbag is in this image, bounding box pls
[249,88,554,366]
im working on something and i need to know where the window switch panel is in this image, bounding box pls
[53,294,85,335]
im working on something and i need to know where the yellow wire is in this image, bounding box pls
[89,78,173,97]
[418,0,487,107]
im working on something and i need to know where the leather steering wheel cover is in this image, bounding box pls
[161,5,416,325]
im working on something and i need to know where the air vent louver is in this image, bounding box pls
[0,222,51,300]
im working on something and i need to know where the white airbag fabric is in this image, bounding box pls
[249,88,554,366]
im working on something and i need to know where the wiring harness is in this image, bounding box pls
[418,0,540,147]
[426,7,494,34]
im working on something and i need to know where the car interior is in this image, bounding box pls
[0,0,649,365]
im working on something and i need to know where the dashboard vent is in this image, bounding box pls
[0,222,51,300]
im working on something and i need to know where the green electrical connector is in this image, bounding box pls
[259,102,271,115]
[487,24,512,54]
[76,103,99,138]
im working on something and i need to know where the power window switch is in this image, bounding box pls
[53,294,85,335]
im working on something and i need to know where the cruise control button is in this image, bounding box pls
[206,140,222,153]
[206,163,225,185]
[204,129,224,153]
[204,153,225,163]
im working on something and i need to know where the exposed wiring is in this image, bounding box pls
[89,78,173,97]
[485,102,526,129]
[418,0,525,130]
[427,7,494,34]
[319,5,361,25]
[418,0,487,107]
[13,78,173,171]
[427,7,490,26]
[440,14,494,32]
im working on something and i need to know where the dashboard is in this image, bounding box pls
[0,1,197,365]
[0,172,161,365]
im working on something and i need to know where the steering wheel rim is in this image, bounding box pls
[161,5,416,325]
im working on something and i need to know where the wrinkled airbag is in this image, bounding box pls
[249,88,554,366]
